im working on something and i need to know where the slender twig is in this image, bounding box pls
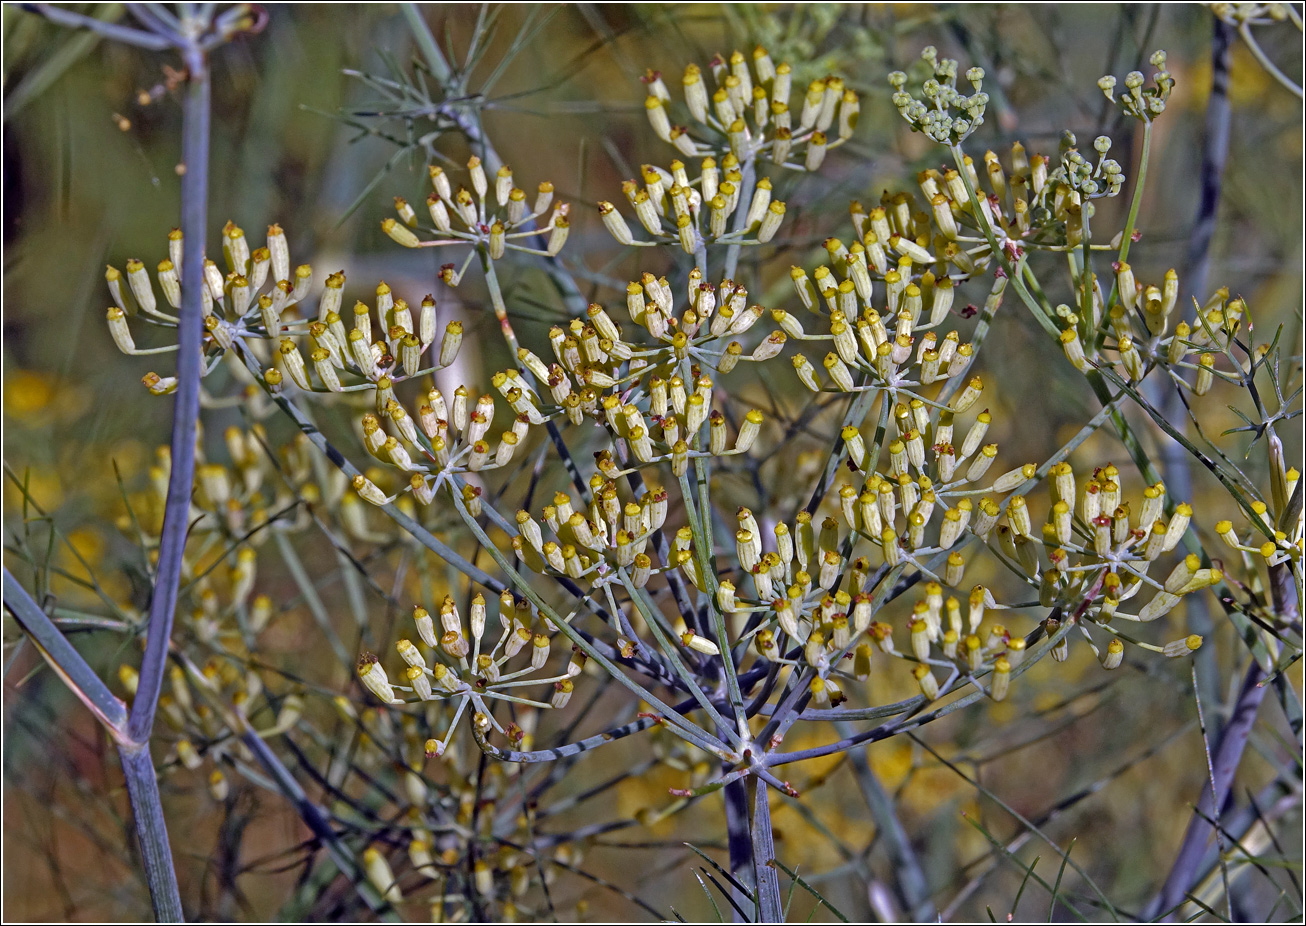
[6,494,184,926]
[3,569,129,734]
[1191,663,1233,920]
[764,618,1078,758]
[232,345,501,588]
[723,156,756,282]
[128,32,210,746]
[4,4,119,118]
[274,533,351,667]
[448,489,735,760]
[16,2,172,49]
[1237,21,1304,98]
[471,710,660,762]
[1146,562,1298,919]
[125,3,184,42]
[1145,659,1268,919]
[1115,120,1151,269]
[911,733,1121,921]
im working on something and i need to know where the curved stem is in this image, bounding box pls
[1115,120,1152,267]
[1238,22,1304,98]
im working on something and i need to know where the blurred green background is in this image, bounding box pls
[3,4,1302,921]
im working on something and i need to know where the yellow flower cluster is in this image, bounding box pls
[1060,264,1247,395]
[385,157,571,263]
[600,152,789,251]
[644,47,859,164]
[601,47,858,253]
[357,588,583,754]
[105,223,466,400]
[101,44,1243,785]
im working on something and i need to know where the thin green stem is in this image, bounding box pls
[401,2,452,83]
[479,249,521,357]
[1116,120,1152,267]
